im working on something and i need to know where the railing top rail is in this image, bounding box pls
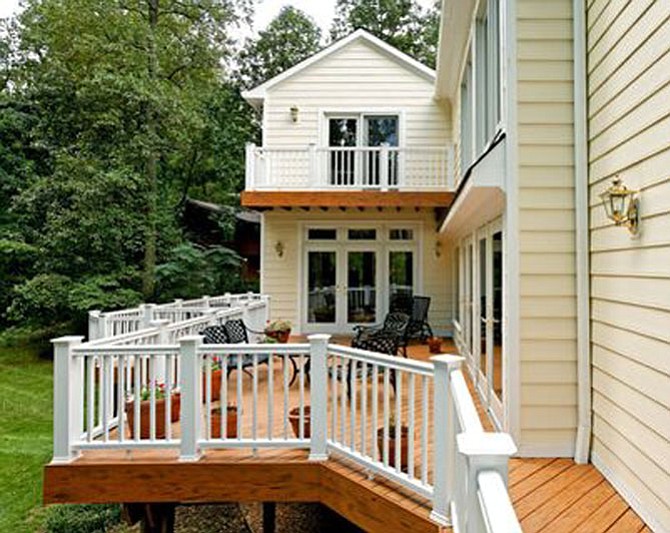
[328,344,434,376]
[72,345,179,355]
[84,326,161,347]
[451,368,484,433]
[102,308,142,318]
[477,471,523,533]
[199,342,310,355]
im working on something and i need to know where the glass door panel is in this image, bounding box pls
[479,237,488,378]
[389,251,413,313]
[347,251,377,324]
[364,115,399,186]
[307,251,337,324]
[492,231,503,401]
[329,118,358,186]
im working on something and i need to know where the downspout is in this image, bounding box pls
[573,0,591,464]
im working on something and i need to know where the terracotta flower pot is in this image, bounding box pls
[210,406,238,439]
[428,336,442,354]
[203,369,224,402]
[266,329,291,343]
[288,406,310,438]
[125,393,180,440]
[377,426,409,471]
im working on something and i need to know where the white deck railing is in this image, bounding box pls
[245,144,455,191]
[53,293,520,531]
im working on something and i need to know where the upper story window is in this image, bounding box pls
[460,0,502,176]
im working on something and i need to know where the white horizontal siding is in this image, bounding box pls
[587,0,670,529]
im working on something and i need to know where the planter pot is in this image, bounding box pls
[288,406,310,438]
[125,393,180,440]
[266,329,291,344]
[428,337,442,354]
[210,406,238,439]
[203,369,224,402]
[377,426,409,471]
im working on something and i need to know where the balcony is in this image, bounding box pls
[242,144,456,209]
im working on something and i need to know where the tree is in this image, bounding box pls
[13,0,253,298]
[236,6,322,89]
[330,0,440,68]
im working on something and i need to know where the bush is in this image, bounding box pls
[42,504,121,533]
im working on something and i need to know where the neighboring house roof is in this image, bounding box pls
[242,28,436,106]
[185,197,261,224]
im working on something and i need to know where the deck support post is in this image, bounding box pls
[262,502,276,533]
[52,336,85,463]
[308,334,331,461]
[456,432,517,533]
[179,335,203,462]
[429,354,464,526]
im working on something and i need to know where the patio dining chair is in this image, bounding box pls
[406,296,433,343]
[352,312,410,356]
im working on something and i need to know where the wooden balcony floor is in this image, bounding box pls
[44,340,648,533]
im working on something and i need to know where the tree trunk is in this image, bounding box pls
[142,0,160,298]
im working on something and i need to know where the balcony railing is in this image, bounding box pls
[245,144,455,191]
[52,293,520,532]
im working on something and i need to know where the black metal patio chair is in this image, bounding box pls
[352,312,410,354]
[406,296,433,343]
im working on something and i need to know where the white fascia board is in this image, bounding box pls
[242,29,435,105]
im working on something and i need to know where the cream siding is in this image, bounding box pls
[262,39,450,150]
[516,0,578,456]
[262,209,452,335]
[587,0,670,528]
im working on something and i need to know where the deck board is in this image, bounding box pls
[44,340,648,532]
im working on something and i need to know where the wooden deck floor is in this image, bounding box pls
[44,339,649,532]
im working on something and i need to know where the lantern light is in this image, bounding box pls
[599,177,639,235]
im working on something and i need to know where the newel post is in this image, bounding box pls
[140,303,156,329]
[380,142,390,191]
[308,334,331,461]
[457,432,518,533]
[308,142,318,186]
[246,142,256,190]
[52,336,85,463]
[430,354,465,526]
[179,335,203,462]
[88,310,101,341]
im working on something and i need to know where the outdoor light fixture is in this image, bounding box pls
[290,105,299,123]
[274,241,285,258]
[599,177,639,235]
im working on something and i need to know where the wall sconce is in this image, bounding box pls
[274,241,285,258]
[434,240,443,259]
[599,177,639,235]
[290,105,299,123]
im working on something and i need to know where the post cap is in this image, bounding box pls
[307,334,331,342]
[179,335,204,344]
[51,335,85,345]
[457,432,517,458]
[430,354,464,368]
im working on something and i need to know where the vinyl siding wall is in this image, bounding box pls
[587,0,670,529]
[516,0,578,456]
[261,209,452,335]
[262,39,450,150]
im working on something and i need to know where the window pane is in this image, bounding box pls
[389,229,414,241]
[348,251,376,323]
[307,252,337,323]
[389,251,413,314]
[365,116,399,147]
[348,229,376,240]
[479,238,487,376]
[493,231,503,401]
[308,228,337,240]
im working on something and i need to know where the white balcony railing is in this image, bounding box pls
[53,292,520,532]
[245,144,455,191]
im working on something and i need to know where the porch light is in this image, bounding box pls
[290,105,299,123]
[274,240,285,258]
[599,177,639,234]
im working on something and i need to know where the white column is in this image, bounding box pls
[308,334,331,461]
[456,432,518,533]
[246,142,256,190]
[202,295,210,308]
[52,336,85,463]
[140,303,156,328]
[430,354,465,526]
[150,319,170,381]
[88,311,101,341]
[179,335,203,462]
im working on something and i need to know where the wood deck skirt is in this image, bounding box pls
[240,190,454,209]
[44,450,440,533]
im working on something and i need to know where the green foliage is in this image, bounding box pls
[155,242,244,301]
[41,504,121,533]
[330,0,440,68]
[236,6,322,88]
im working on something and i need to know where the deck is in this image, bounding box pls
[44,340,647,533]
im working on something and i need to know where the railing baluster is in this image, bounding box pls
[133,354,140,441]
[253,353,258,443]
[237,353,243,439]
[383,367,390,467]
[166,354,173,441]
[283,353,289,439]
[340,356,347,444]
[221,354,228,440]
[299,353,305,440]
[408,373,415,479]
[350,359,356,451]
[395,370,402,473]
[149,355,156,441]
[205,354,212,440]
[372,364,379,464]
[86,357,95,442]
[421,375,429,485]
[361,361,367,457]
[267,353,273,440]
[118,356,125,443]
[102,356,110,442]
[331,354,337,442]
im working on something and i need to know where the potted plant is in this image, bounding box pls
[125,383,180,440]
[203,356,224,402]
[264,319,292,343]
[428,336,442,354]
[288,405,310,438]
[210,404,238,439]
[377,413,409,471]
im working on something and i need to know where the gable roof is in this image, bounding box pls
[241,29,436,106]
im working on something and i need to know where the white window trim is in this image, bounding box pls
[317,108,407,149]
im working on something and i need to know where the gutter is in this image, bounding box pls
[573,0,592,464]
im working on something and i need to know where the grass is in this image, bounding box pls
[0,345,54,532]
